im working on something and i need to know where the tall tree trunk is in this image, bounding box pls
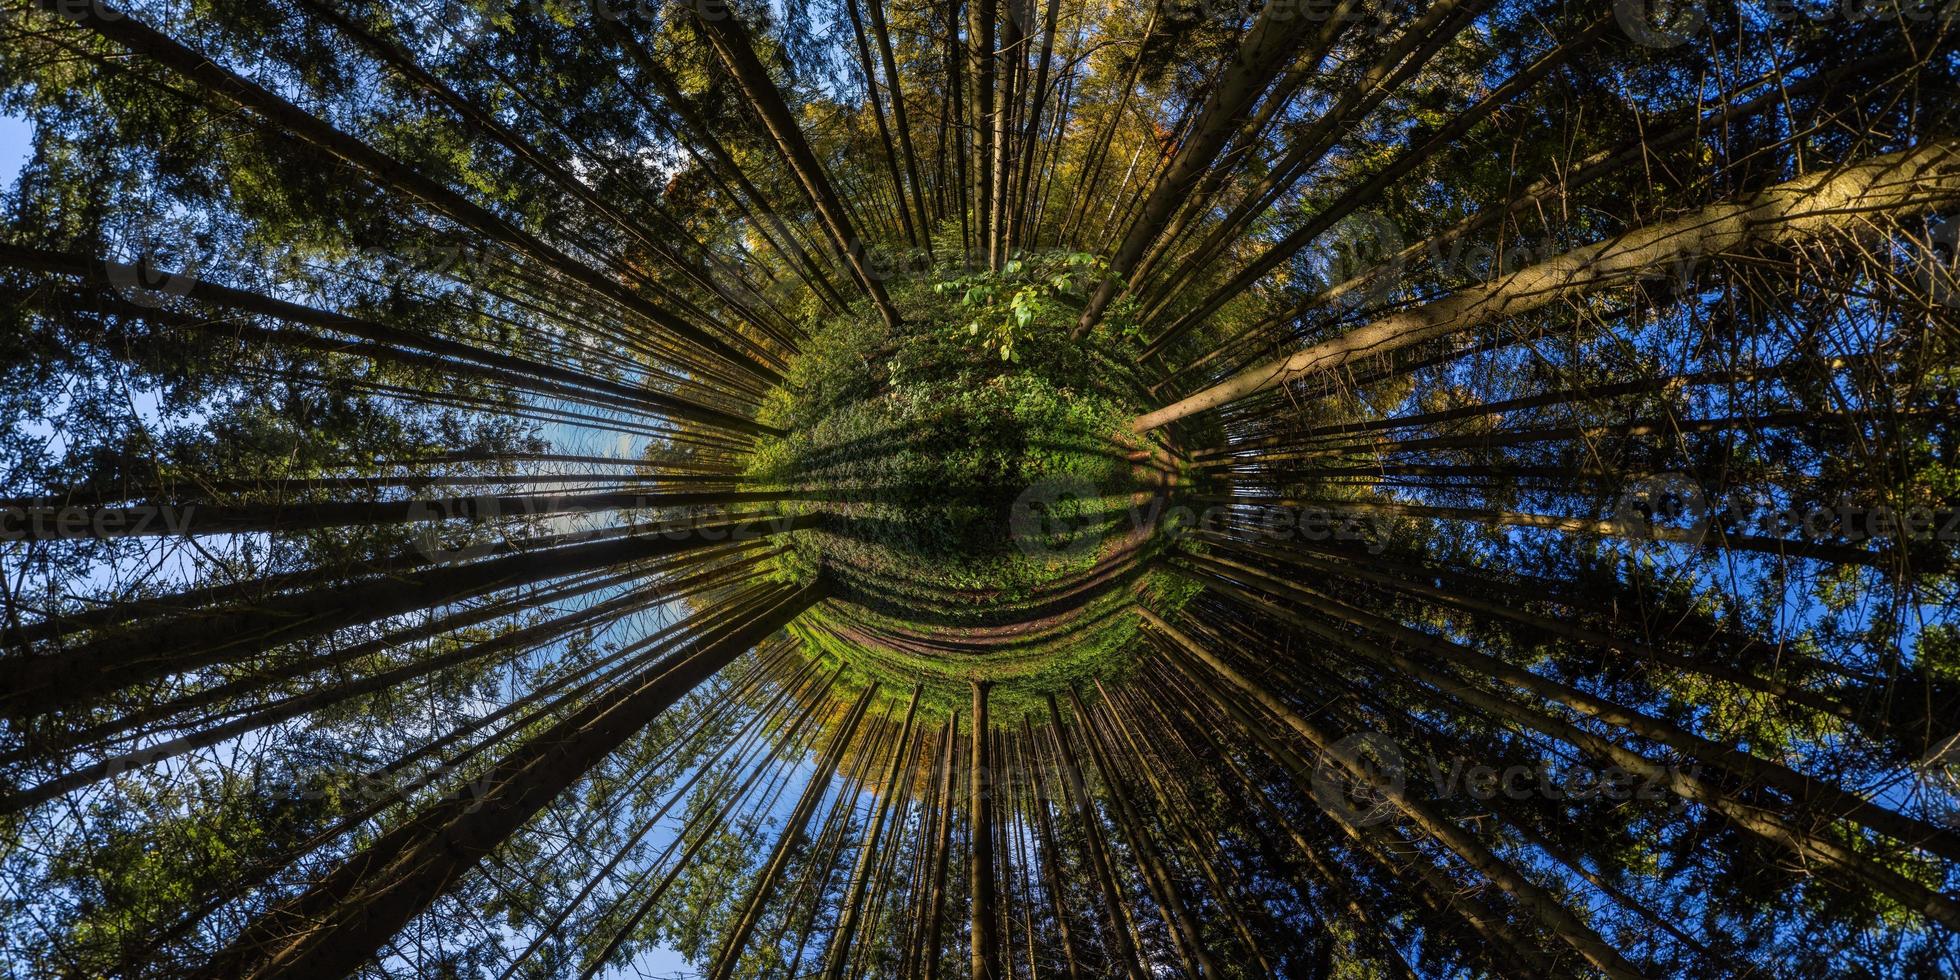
[969,679,1002,980]
[195,583,821,979]
[1178,568,1960,931]
[0,562,740,814]
[1059,6,1158,248]
[969,0,998,268]
[292,0,802,352]
[1139,607,1647,979]
[846,0,920,247]
[868,0,934,257]
[1020,717,1082,980]
[991,0,1020,263]
[570,660,829,978]
[1155,674,1420,980]
[608,23,850,311]
[6,489,797,540]
[923,711,960,980]
[1044,695,1147,980]
[0,246,775,437]
[823,686,924,978]
[1195,493,1892,567]
[948,0,972,253]
[42,0,780,385]
[686,2,904,330]
[1099,682,1279,976]
[1136,138,1960,431]
[1138,0,1478,319]
[3,514,814,717]
[1007,0,1060,254]
[1067,688,1220,979]
[708,682,881,980]
[1072,2,1316,336]
[507,662,830,978]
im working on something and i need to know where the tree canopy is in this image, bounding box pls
[2,0,1959,976]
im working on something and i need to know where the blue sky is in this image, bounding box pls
[0,111,30,187]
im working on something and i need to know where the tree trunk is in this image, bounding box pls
[1072,2,1316,336]
[845,0,919,248]
[3,514,813,718]
[1021,717,1083,980]
[195,582,822,979]
[923,711,960,980]
[708,682,881,980]
[823,685,923,978]
[1068,687,1221,979]
[1137,0,1478,320]
[0,245,775,437]
[1139,607,1646,979]
[969,679,1001,980]
[43,0,780,385]
[1177,568,1960,932]
[968,0,998,268]
[868,0,934,256]
[1136,138,1960,431]
[1044,694,1147,980]
[687,1,903,330]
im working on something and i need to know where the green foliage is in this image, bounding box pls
[17,762,339,976]
[743,262,1193,723]
[932,252,1118,360]
[747,263,1153,599]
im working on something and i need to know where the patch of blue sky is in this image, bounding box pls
[0,111,31,188]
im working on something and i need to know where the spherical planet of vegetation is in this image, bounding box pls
[744,254,1200,720]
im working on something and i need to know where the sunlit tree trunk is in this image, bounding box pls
[1137,138,1960,431]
